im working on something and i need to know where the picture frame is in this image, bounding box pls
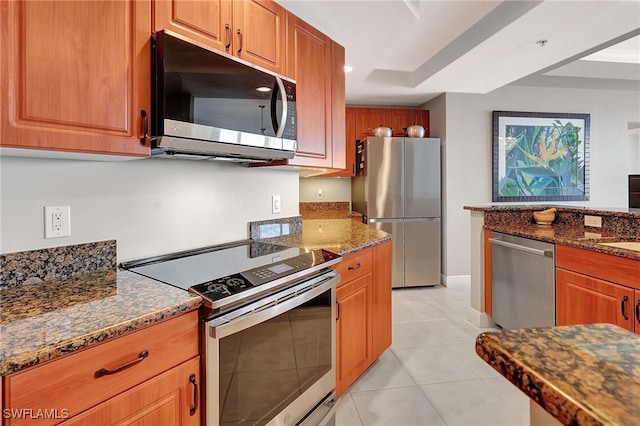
[492,111,590,202]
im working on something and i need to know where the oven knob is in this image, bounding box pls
[227,277,246,287]
[283,413,291,424]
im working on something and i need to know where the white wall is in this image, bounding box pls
[299,177,351,202]
[425,85,640,279]
[0,157,299,262]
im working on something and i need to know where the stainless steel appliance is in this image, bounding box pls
[490,232,555,329]
[121,240,341,426]
[151,31,297,163]
[352,137,441,287]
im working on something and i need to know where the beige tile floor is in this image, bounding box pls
[335,285,530,426]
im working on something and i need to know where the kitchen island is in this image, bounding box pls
[476,323,640,426]
[464,205,640,329]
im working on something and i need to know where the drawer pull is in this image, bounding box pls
[621,296,629,320]
[348,263,362,271]
[237,29,243,55]
[225,24,231,51]
[189,373,198,415]
[636,300,640,324]
[94,350,149,378]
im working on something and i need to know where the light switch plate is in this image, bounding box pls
[272,195,281,214]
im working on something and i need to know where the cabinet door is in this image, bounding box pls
[556,268,635,332]
[60,357,200,426]
[388,109,420,136]
[153,0,233,55]
[372,241,393,359]
[233,0,286,76]
[286,15,333,167]
[336,273,373,395]
[0,1,150,157]
[354,108,389,140]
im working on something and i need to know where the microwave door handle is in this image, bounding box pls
[272,76,287,137]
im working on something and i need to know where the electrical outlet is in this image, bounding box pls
[584,215,602,228]
[44,206,71,238]
[272,195,281,214]
[317,189,324,200]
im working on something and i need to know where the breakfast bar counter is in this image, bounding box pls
[476,324,640,426]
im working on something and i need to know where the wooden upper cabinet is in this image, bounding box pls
[233,0,287,75]
[388,109,420,136]
[286,14,333,167]
[0,0,151,156]
[153,0,287,76]
[354,108,389,140]
[353,107,430,139]
[153,0,232,53]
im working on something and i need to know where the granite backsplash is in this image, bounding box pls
[0,240,117,289]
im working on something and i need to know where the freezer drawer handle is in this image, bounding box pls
[489,238,552,257]
[348,263,361,270]
[94,350,148,378]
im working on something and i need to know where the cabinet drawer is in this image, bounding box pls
[4,311,199,426]
[334,248,372,285]
[556,245,640,289]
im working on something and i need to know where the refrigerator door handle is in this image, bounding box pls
[368,218,404,223]
[404,217,440,222]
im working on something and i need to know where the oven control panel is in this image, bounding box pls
[189,249,340,304]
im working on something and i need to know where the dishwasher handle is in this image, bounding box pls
[489,237,553,258]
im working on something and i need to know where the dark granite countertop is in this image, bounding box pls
[258,219,392,256]
[0,269,201,375]
[487,223,640,261]
[464,205,640,261]
[464,204,640,218]
[476,324,640,426]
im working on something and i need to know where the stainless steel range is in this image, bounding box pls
[121,240,342,426]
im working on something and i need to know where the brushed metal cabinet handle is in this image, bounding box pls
[225,24,231,51]
[348,263,361,270]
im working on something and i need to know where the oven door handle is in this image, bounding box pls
[208,272,339,339]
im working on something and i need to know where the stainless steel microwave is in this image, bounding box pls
[151,31,297,163]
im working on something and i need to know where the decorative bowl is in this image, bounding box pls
[533,208,556,226]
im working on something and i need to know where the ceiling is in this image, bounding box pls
[277,0,640,106]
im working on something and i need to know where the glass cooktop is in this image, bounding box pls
[120,240,341,306]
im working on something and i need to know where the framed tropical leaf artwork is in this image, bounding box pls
[492,111,590,202]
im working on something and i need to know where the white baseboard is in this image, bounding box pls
[440,274,470,289]
[467,307,496,328]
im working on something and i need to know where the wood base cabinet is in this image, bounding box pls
[0,0,151,157]
[336,272,373,396]
[335,241,392,395]
[372,241,392,359]
[556,268,635,332]
[60,357,200,426]
[556,244,640,333]
[2,312,200,425]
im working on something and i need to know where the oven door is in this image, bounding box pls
[205,271,338,426]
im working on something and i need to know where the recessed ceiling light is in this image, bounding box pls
[344,65,354,73]
[256,86,272,92]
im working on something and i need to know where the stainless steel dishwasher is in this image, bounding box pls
[490,231,555,330]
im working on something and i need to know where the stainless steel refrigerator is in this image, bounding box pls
[352,137,441,288]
